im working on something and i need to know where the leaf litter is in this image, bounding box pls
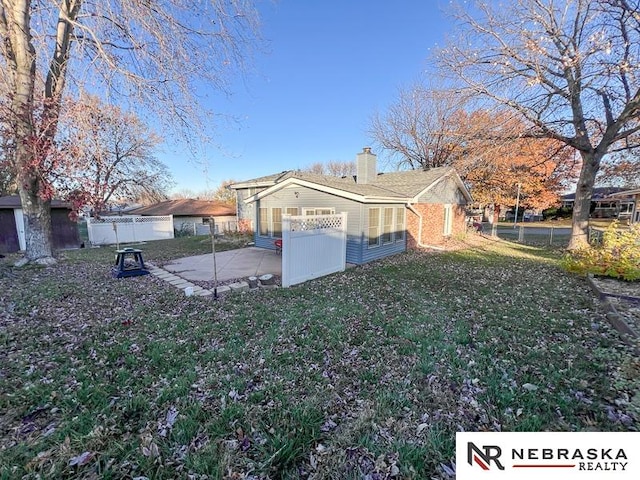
[0,237,638,479]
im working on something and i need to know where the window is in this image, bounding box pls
[272,208,282,237]
[304,208,335,216]
[259,208,268,236]
[443,205,453,236]
[368,208,380,247]
[382,207,394,244]
[396,207,405,241]
[286,207,299,216]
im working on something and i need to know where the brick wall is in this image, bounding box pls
[406,203,466,249]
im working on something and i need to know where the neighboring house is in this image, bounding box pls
[561,187,637,219]
[128,199,237,233]
[606,188,640,223]
[230,148,472,265]
[0,196,81,253]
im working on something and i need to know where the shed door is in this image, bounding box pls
[0,209,20,253]
[51,209,80,249]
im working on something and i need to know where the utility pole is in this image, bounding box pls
[513,182,521,229]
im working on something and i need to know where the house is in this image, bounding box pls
[230,148,472,265]
[128,199,237,234]
[0,196,81,253]
[561,187,637,219]
[605,188,640,223]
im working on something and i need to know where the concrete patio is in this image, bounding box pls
[161,246,282,282]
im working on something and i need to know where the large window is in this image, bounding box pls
[368,208,380,247]
[272,208,282,237]
[396,207,405,241]
[443,205,453,236]
[259,208,268,236]
[382,207,394,244]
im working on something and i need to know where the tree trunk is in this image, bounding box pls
[568,151,603,250]
[18,187,55,264]
[15,133,55,264]
[6,0,57,265]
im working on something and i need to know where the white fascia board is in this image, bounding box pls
[411,171,473,203]
[229,180,277,190]
[244,177,408,204]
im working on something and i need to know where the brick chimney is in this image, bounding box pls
[356,147,377,184]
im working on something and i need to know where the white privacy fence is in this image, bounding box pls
[87,215,174,245]
[281,213,347,287]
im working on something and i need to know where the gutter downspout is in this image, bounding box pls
[406,203,446,251]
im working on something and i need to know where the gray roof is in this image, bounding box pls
[0,195,71,209]
[232,167,461,200]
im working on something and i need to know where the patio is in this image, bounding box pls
[161,246,282,282]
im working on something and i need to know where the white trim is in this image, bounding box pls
[14,208,26,250]
[411,170,473,203]
[244,177,408,204]
[443,204,453,236]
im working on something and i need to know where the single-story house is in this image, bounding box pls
[561,187,637,219]
[0,195,81,253]
[605,188,640,223]
[230,148,472,265]
[128,199,237,234]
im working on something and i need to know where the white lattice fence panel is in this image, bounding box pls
[282,213,347,287]
[290,215,345,231]
[87,215,174,245]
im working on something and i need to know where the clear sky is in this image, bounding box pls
[164,0,452,194]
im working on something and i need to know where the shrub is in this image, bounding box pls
[542,207,558,220]
[562,221,640,281]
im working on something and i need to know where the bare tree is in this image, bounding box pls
[210,179,238,205]
[438,0,640,248]
[303,160,356,176]
[56,95,172,217]
[170,189,197,200]
[0,0,259,263]
[597,152,640,188]
[370,85,469,170]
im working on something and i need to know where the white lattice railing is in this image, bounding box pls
[89,215,172,224]
[290,214,345,232]
[87,215,174,245]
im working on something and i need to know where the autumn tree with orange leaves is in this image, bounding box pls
[371,86,577,211]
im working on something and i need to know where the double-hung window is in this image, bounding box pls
[395,207,405,241]
[259,208,268,236]
[368,208,381,247]
[272,208,283,237]
[382,207,394,244]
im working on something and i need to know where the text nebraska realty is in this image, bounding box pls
[513,447,628,470]
[474,444,629,471]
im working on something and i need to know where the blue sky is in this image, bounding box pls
[164,0,452,194]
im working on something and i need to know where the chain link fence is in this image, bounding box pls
[484,223,599,248]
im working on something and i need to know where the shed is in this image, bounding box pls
[0,196,81,253]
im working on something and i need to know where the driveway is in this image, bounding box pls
[162,247,282,282]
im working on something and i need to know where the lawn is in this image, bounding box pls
[1,236,638,479]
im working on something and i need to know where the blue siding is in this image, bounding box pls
[361,235,406,263]
[252,184,407,264]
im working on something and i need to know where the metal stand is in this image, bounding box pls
[112,248,150,278]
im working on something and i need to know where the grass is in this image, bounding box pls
[1,236,638,479]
